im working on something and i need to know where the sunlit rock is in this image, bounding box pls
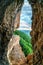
[7,35,26,65]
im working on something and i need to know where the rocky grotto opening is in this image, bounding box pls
[0,0,43,65]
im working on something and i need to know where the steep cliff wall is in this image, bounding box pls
[29,1,43,65]
[7,35,26,65]
[0,0,24,65]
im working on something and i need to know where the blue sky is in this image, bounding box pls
[19,0,32,31]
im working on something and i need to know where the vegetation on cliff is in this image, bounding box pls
[20,37,33,56]
[14,30,31,44]
[14,30,33,56]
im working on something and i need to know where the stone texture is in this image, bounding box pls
[27,54,33,65]
[14,11,20,30]
[7,35,26,65]
[7,35,32,65]
[0,0,24,65]
[30,2,43,65]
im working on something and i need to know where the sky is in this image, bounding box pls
[17,0,32,36]
[18,0,32,31]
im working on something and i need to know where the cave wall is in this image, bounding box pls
[29,1,43,65]
[0,0,24,64]
[0,0,43,65]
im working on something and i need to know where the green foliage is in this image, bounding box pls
[13,30,33,56]
[14,30,31,43]
[20,37,33,56]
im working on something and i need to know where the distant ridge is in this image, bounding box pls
[17,27,32,31]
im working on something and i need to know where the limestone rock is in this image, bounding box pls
[7,35,26,65]
[0,0,23,64]
[27,54,33,65]
[31,2,43,65]
[14,11,20,29]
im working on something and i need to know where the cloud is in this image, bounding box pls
[21,11,32,16]
[23,0,31,7]
[18,0,32,31]
[20,15,30,20]
[20,20,31,27]
[17,27,32,31]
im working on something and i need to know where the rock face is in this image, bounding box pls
[27,54,33,65]
[7,35,26,65]
[7,35,33,65]
[0,0,24,65]
[14,11,20,29]
[30,1,43,65]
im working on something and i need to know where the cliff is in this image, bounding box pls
[30,1,43,65]
[7,35,26,65]
[0,0,24,65]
